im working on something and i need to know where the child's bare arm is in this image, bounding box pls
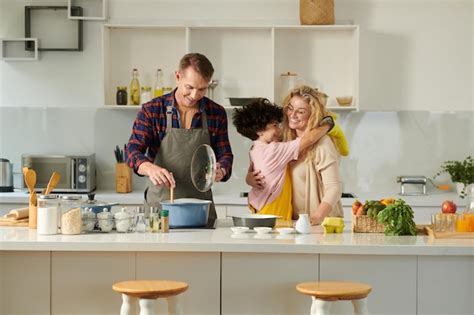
[298,115,334,153]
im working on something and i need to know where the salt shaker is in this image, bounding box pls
[135,213,146,233]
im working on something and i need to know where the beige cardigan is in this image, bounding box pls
[290,135,344,219]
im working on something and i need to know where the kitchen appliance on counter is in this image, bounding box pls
[21,154,96,193]
[0,158,14,192]
[396,175,427,196]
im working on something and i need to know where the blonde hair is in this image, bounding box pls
[281,85,330,161]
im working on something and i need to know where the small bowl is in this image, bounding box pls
[254,227,272,234]
[336,96,353,106]
[276,227,296,234]
[231,226,250,234]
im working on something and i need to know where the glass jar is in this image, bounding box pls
[114,207,132,233]
[37,194,60,235]
[140,86,152,104]
[60,196,82,235]
[97,208,114,232]
[116,86,128,105]
[82,207,96,232]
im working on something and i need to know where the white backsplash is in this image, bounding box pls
[0,107,472,196]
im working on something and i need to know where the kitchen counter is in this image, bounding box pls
[0,223,472,255]
[0,189,466,207]
[1,224,472,315]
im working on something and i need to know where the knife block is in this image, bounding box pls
[115,163,132,193]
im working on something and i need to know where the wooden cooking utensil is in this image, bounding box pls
[169,172,174,203]
[24,169,38,229]
[43,172,61,195]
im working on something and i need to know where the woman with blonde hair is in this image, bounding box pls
[247,85,344,224]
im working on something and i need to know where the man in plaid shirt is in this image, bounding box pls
[126,53,233,228]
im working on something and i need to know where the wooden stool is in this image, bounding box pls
[296,281,372,315]
[113,280,189,315]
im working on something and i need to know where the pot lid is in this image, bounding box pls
[190,144,216,193]
[82,193,117,207]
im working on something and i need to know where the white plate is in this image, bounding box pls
[276,227,295,234]
[231,226,250,234]
[254,227,272,234]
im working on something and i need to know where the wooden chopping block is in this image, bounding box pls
[5,207,29,220]
[0,217,29,227]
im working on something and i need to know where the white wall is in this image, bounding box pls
[0,0,473,196]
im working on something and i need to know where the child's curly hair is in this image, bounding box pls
[232,98,283,140]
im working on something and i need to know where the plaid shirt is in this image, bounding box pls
[126,89,233,181]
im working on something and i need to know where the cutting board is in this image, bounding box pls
[424,226,474,239]
[0,217,29,227]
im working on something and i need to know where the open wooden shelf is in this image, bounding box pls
[102,25,359,110]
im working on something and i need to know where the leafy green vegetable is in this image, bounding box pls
[364,200,386,219]
[376,199,416,236]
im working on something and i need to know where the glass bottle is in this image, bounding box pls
[140,86,152,104]
[116,86,128,105]
[130,68,141,105]
[153,69,164,97]
[160,209,169,233]
[135,213,147,233]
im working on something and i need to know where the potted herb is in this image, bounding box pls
[434,156,474,198]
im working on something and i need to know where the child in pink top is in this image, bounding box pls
[232,99,332,219]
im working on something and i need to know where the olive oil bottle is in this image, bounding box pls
[153,68,164,97]
[130,68,141,105]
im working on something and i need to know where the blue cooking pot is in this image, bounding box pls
[160,198,211,228]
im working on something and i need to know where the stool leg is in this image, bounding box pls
[311,297,332,315]
[139,298,156,315]
[120,294,138,315]
[352,298,369,315]
[167,296,183,315]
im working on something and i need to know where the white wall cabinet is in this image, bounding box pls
[103,25,359,111]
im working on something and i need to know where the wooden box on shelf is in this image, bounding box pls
[352,215,384,233]
[115,163,132,193]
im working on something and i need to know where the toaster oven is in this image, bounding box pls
[21,154,96,193]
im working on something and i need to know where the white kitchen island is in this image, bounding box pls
[0,224,472,315]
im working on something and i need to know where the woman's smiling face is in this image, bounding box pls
[286,95,311,133]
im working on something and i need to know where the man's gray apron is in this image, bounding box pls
[144,105,217,228]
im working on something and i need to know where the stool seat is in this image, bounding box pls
[296,281,372,301]
[113,280,189,299]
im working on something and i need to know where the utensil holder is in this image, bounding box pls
[28,202,37,229]
[115,163,132,193]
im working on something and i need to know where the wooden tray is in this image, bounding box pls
[424,226,474,239]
